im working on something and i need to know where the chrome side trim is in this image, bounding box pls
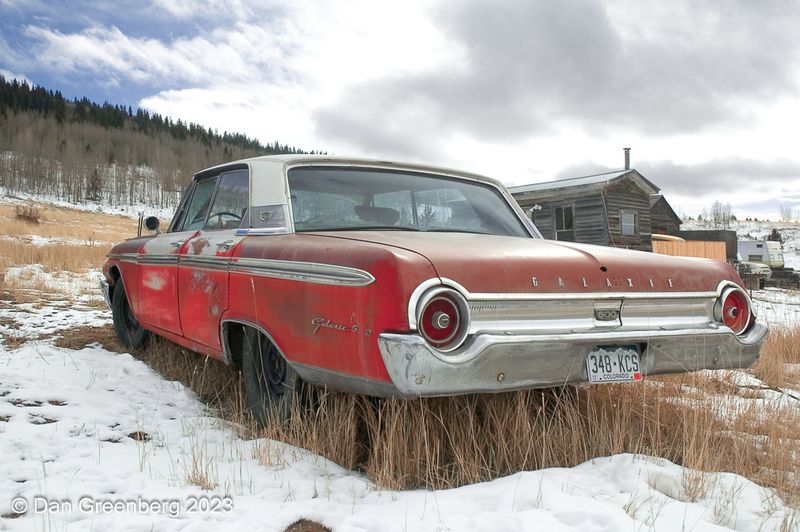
[179,255,230,271]
[109,253,375,287]
[230,257,375,286]
[234,227,291,236]
[137,255,180,265]
[107,252,140,263]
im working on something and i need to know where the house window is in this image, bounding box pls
[554,205,575,241]
[620,210,638,236]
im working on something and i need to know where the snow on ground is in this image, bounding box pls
[1,339,796,532]
[0,234,112,247]
[751,288,800,329]
[0,270,798,530]
[1,186,176,221]
[0,266,109,342]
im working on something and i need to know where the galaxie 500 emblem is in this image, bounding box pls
[312,317,356,334]
[531,276,674,289]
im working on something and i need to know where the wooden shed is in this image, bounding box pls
[650,194,682,235]
[509,169,661,252]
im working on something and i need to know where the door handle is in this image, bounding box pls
[170,240,185,248]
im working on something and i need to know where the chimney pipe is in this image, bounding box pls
[623,147,631,170]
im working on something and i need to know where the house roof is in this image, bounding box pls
[508,169,660,196]
[650,194,682,224]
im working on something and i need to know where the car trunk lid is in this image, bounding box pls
[306,231,738,294]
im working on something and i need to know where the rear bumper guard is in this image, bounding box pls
[377,324,768,397]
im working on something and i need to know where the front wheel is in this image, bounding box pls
[242,327,302,426]
[111,280,150,350]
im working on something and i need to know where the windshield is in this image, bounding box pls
[288,166,530,237]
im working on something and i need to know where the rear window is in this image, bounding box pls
[287,166,529,237]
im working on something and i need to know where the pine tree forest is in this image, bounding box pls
[0,76,313,208]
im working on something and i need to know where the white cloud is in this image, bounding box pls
[7,0,800,218]
[0,68,31,84]
[24,22,294,86]
[150,0,257,20]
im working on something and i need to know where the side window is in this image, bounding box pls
[620,210,638,236]
[205,170,249,230]
[180,177,218,231]
[168,182,194,232]
[554,205,575,241]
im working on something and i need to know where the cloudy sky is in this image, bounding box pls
[2,0,799,219]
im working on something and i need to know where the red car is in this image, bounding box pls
[101,155,767,423]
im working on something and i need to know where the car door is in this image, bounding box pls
[178,168,249,350]
[136,176,218,335]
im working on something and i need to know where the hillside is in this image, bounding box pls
[0,77,315,208]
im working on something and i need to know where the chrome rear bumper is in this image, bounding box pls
[377,323,768,397]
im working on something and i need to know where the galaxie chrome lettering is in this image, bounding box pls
[312,317,350,334]
[529,275,678,290]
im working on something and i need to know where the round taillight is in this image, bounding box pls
[719,287,752,335]
[417,288,469,352]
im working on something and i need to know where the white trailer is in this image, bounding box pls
[737,240,784,269]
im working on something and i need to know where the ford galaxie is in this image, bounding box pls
[101,155,767,423]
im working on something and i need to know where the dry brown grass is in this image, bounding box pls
[0,202,130,274]
[52,324,124,352]
[0,239,111,273]
[250,382,798,501]
[752,328,800,389]
[15,203,43,224]
[0,203,135,243]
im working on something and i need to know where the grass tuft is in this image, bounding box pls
[15,203,43,224]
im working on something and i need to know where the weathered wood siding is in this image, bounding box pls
[650,199,681,235]
[518,192,608,245]
[653,240,727,262]
[604,177,652,251]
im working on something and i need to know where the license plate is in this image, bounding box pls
[586,345,642,383]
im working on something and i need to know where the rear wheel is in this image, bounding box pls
[242,327,301,426]
[111,280,150,349]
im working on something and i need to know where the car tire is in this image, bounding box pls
[111,280,150,350]
[242,327,302,427]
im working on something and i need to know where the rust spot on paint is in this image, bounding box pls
[144,272,167,290]
[191,238,209,255]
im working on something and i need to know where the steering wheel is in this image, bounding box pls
[208,211,242,228]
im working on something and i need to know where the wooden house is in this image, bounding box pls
[509,169,666,252]
[650,194,682,236]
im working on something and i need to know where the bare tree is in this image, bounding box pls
[710,200,733,229]
[779,204,794,223]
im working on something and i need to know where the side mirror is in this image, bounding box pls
[144,216,160,232]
